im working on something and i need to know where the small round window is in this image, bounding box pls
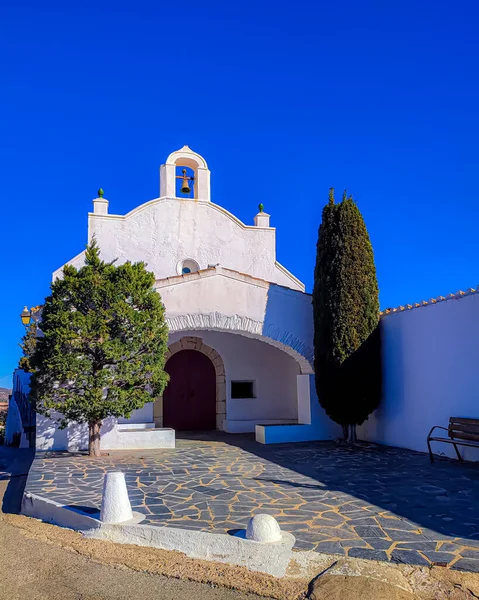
[177,259,199,276]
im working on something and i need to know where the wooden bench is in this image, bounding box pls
[427,417,479,463]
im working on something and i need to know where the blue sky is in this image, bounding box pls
[1,0,478,386]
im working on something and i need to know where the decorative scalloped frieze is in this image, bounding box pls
[166,312,314,374]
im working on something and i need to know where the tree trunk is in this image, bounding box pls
[349,424,357,443]
[342,424,349,442]
[88,420,102,457]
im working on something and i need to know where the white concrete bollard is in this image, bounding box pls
[100,471,133,524]
[246,514,282,543]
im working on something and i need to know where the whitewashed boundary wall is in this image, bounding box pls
[359,292,479,461]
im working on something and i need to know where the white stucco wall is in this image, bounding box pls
[157,268,314,374]
[36,413,172,451]
[4,397,23,446]
[358,293,479,461]
[257,376,342,444]
[36,413,90,451]
[117,403,153,424]
[159,268,268,325]
[168,330,300,432]
[53,197,303,292]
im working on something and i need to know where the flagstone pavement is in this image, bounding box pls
[25,433,479,572]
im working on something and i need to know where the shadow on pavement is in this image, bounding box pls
[178,431,479,544]
[0,447,35,514]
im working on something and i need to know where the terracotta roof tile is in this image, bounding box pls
[380,286,478,317]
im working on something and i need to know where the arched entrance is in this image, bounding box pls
[163,350,216,430]
[153,336,227,430]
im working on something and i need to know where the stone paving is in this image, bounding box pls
[25,433,479,572]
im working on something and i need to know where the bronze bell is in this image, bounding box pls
[180,169,191,194]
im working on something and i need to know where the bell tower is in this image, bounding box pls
[159,145,211,201]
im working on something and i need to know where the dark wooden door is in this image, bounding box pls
[163,350,216,430]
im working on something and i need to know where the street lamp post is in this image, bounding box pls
[20,306,31,327]
[20,306,42,327]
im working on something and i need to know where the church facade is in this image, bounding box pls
[36,146,339,450]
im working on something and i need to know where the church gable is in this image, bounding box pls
[55,146,304,291]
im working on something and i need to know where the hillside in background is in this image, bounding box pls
[0,388,11,402]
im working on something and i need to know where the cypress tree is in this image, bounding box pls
[313,189,381,441]
[30,240,169,456]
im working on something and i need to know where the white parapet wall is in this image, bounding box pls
[22,492,297,578]
[256,375,342,444]
[101,424,175,450]
[226,419,297,434]
[36,415,175,451]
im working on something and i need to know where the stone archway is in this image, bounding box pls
[165,312,314,374]
[154,336,226,431]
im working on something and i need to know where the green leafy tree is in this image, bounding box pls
[313,188,381,441]
[30,240,169,456]
[18,321,39,372]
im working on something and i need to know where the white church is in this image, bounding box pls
[35,146,339,451]
[12,145,479,460]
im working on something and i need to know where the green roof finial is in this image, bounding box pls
[97,188,104,198]
[258,203,264,213]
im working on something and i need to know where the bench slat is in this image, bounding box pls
[449,417,479,426]
[450,422,479,430]
[449,427,479,437]
[429,436,479,447]
[449,431,479,442]
[448,423,479,433]
[449,422,479,431]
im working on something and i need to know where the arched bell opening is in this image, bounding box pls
[160,146,211,201]
[175,164,196,199]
